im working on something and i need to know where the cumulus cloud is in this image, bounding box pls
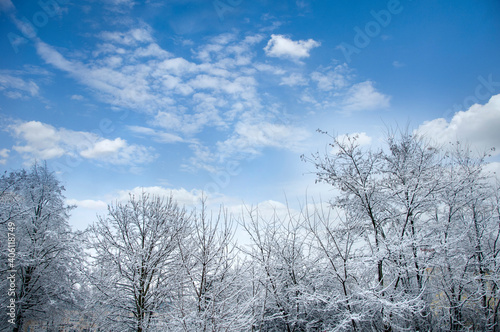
[416,94,500,155]
[8,120,157,165]
[342,81,390,112]
[80,138,127,159]
[264,34,320,61]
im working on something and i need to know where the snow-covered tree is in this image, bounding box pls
[240,204,317,332]
[172,199,251,331]
[0,163,78,332]
[303,130,396,331]
[428,144,500,330]
[86,192,189,332]
[303,130,500,331]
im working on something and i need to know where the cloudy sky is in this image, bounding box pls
[1,0,499,230]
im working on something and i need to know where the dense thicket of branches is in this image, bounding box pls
[2,131,499,331]
[0,163,81,332]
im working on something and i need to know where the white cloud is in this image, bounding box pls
[154,111,199,135]
[102,0,135,8]
[416,94,500,155]
[133,43,171,59]
[0,148,9,158]
[187,74,255,95]
[483,162,500,179]
[342,81,390,112]
[34,31,258,120]
[253,63,286,75]
[294,64,391,114]
[156,57,198,76]
[29,30,326,171]
[116,187,294,221]
[8,121,157,165]
[35,40,180,113]
[264,34,320,61]
[0,74,39,98]
[99,28,153,46]
[227,199,293,221]
[331,132,372,154]
[11,121,66,159]
[393,60,405,68]
[116,186,208,208]
[128,125,183,143]
[0,0,14,12]
[217,121,310,157]
[66,199,108,210]
[71,94,84,100]
[0,148,9,165]
[4,91,23,99]
[311,64,351,91]
[80,138,127,159]
[280,73,308,87]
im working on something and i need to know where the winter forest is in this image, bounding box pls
[1,130,500,332]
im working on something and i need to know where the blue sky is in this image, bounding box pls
[1,0,500,230]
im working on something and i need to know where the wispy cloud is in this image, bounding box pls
[0,74,39,98]
[25,24,389,172]
[215,120,311,159]
[71,94,84,100]
[280,73,308,87]
[311,64,352,91]
[0,0,13,12]
[128,125,183,143]
[99,27,154,46]
[392,60,405,68]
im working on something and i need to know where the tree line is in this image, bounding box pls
[1,130,499,331]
